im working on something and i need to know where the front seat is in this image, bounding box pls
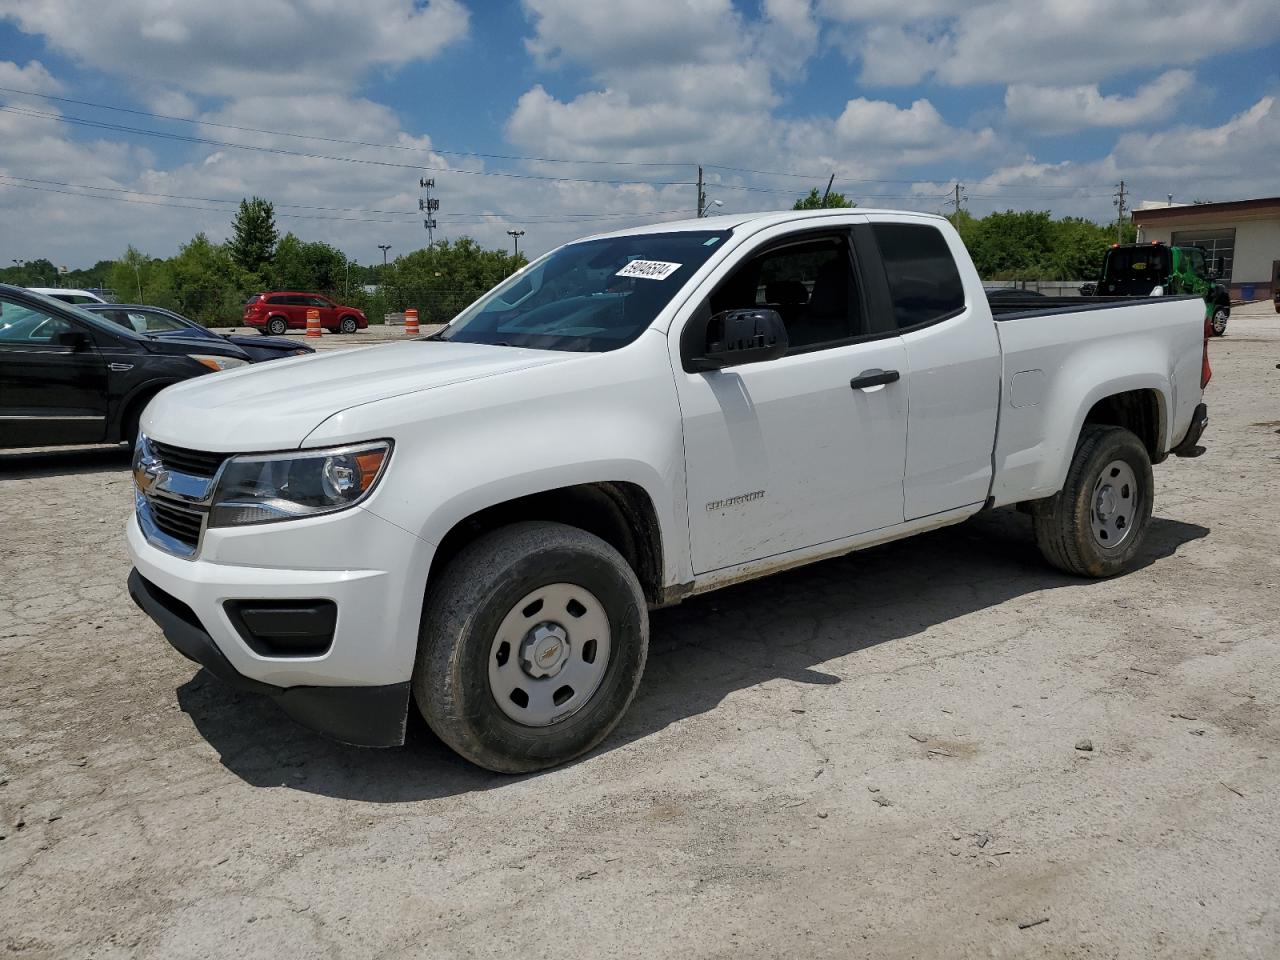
[792,260,854,346]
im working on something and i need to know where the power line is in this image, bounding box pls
[0,176,693,225]
[0,84,693,168]
[0,105,698,187]
[0,85,1113,193]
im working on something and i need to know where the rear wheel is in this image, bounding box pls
[1032,425,1153,577]
[414,521,648,773]
[1211,306,1228,336]
[266,316,288,336]
[339,315,358,334]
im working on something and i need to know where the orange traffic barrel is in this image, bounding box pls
[306,308,322,337]
[405,308,420,335]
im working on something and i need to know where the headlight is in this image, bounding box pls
[208,441,392,527]
[190,354,250,372]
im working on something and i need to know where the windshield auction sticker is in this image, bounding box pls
[616,260,682,280]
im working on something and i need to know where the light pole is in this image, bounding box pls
[507,229,525,263]
[378,244,391,269]
[344,257,350,298]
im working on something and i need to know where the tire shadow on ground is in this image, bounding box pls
[174,507,1208,802]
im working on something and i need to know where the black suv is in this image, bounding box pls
[0,284,251,449]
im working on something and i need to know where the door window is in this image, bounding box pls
[871,223,966,330]
[706,234,862,351]
[0,299,74,343]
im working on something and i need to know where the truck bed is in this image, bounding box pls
[986,293,1200,320]
[987,293,1207,507]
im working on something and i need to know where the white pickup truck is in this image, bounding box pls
[126,209,1211,771]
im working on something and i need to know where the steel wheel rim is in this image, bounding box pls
[487,582,612,727]
[1213,309,1227,332]
[1090,458,1139,549]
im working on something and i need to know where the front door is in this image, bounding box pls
[309,296,337,329]
[0,295,109,447]
[672,226,908,574]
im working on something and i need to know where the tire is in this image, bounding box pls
[339,315,358,334]
[1032,425,1154,578]
[414,521,648,773]
[266,317,288,336]
[1211,306,1228,337]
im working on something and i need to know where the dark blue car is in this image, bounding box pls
[82,303,315,363]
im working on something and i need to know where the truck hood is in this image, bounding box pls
[142,340,575,451]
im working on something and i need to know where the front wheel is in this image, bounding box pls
[414,521,649,773]
[339,316,358,334]
[1032,425,1154,578]
[1211,306,1228,336]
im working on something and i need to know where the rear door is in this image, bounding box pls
[272,295,300,327]
[866,218,1001,519]
[0,294,109,447]
[672,221,909,573]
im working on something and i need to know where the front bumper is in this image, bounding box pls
[129,570,409,746]
[126,504,435,746]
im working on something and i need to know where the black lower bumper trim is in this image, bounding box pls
[1171,402,1209,458]
[128,570,409,747]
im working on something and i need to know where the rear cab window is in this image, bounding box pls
[870,222,966,330]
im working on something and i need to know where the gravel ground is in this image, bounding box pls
[2,303,1278,959]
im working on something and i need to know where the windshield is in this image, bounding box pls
[1102,246,1169,283]
[20,288,142,338]
[437,230,731,352]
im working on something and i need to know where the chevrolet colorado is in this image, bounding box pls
[125,210,1211,772]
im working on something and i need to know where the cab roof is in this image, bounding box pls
[582,207,947,242]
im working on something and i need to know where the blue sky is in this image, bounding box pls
[1,0,1278,268]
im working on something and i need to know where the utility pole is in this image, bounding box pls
[419,178,438,244]
[951,183,966,215]
[1113,179,1128,243]
[821,173,835,208]
[507,229,524,263]
[696,165,706,218]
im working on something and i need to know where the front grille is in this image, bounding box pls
[149,440,230,478]
[148,497,206,549]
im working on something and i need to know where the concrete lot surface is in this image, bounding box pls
[2,304,1279,959]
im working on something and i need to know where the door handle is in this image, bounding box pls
[850,368,900,390]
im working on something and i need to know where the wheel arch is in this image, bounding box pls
[1081,387,1166,464]
[425,481,667,607]
[113,378,181,442]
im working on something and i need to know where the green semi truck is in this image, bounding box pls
[1094,241,1231,335]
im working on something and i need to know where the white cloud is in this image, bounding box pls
[0,0,470,97]
[522,0,742,70]
[852,25,948,86]
[1005,70,1196,135]
[912,95,1280,223]
[755,0,820,79]
[0,59,62,94]
[824,0,1280,86]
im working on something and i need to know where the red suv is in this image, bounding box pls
[243,292,368,335]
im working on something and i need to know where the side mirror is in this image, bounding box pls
[686,308,788,372]
[54,330,89,351]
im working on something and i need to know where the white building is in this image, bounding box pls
[1133,196,1280,302]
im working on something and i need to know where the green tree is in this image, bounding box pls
[793,187,856,210]
[375,238,523,322]
[272,234,346,293]
[228,197,278,275]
